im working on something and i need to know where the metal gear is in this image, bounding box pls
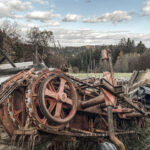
[38,74,78,124]
[25,69,66,131]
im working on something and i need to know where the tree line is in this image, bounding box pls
[62,38,149,73]
[0,21,149,73]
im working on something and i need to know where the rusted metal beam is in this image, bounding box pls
[100,78,123,95]
[121,95,146,115]
[81,94,105,109]
[107,105,126,150]
[126,112,147,118]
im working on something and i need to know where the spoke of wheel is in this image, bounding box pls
[43,118,47,124]
[60,108,65,119]
[48,100,56,113]
[58,78,66,94]
[45,88,58,99]
[48,82,56,92]
[35,100,39,106]
[14,109,22,116]
[64,97,73,106]
[54,102,62,118]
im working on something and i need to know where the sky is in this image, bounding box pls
[0,0,150,47]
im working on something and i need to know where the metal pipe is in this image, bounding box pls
[81,94,105,109]
[107,106,126,150]
[126,112,147,118]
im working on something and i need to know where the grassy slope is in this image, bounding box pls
[70,73,131,79]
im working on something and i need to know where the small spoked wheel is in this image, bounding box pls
[38,74,77,124]
[98,142,117,150]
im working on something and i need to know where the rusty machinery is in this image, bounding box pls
[0,49,150,150]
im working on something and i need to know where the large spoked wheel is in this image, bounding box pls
[27,70,65,130]
[38,74,77,124]
[98,142,117,150]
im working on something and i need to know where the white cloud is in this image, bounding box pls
[52,28,150,47]
[15,21,60,34]
[32,0,48,5]
[8,0,33,11]
[83,10,133,24]
[142,0,150,15]
[0,0,33,18]
[0,2,13,17]
[26,10,61,22]
[62,14,82,22]
[45,20,60,26]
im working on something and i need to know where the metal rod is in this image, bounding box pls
[121,95,146,115]
[81,94,105,109]
[107,105,126,150]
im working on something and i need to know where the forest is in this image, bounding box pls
[0,21,149,73]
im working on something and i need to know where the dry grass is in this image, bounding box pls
[70,73,131,79]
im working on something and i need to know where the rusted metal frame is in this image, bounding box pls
[1,72,22,89]
[0,102,17,136]
[100,55,143,150]
[0,83,18,104]
[120,95,147,115]
[69,128,108,137]
[38,73,78,124]
[95,129,136,135]
[0,68,34,105]
[107,106,126,150]
[78,103,107,115]
[37,124,108,138]
[93,79,147,116]
[98,114,109,128]
[81,94,105,109]
[108,50,115,85]
[128,79,148,94]
[84,89,100,98]
[9,87,26,127]
[128,71,139,87]
[13,129,38,135]
[26,71,67,130]
[89,118,94,132]
[123,112,147,118]
[101,49,126,150]
[96,84,147,117]
[81,77,97,83]
[66,74,100,90]
[111,107,134,113]
[100,78,123,95]
[2,68,34,88]
[69,127,136,138]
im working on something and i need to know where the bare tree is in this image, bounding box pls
[27,27,53,64]
[0,20,22,63]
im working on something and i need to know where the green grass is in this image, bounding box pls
[69,73,132,79]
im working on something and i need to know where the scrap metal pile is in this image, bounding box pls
[0,49,150,150]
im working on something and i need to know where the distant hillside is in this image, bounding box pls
[0,24,149,73]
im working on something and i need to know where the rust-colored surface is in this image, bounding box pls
[0,50,150,150]
[38,74,77,124]
[0,102,17,136]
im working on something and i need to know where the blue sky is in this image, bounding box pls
[0,0,150,46]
